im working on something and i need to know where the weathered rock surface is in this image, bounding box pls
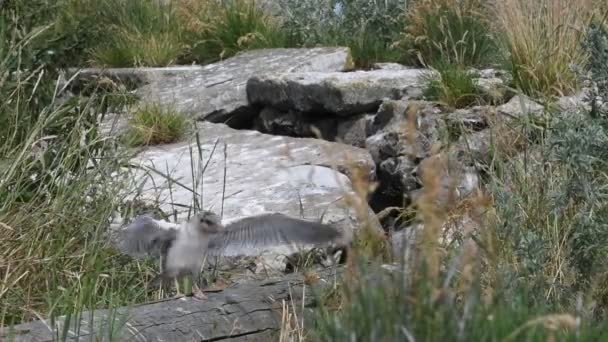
[555,89,593,113]
[3,267,344,342]
[120,121,381,266]
[409,152,481,212]
[247,69,428,116]
[335,114,375,147]
[64,47,354,127]
[360,99,448,209]
[371,62,414,71]
[445,106,492,136]
[365,99,445,164]
[497,94,544,118]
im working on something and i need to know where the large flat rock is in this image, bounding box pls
[120,121,380,261]
[246,69,428,116]
[64,47,353,127]
[3,267,344,342]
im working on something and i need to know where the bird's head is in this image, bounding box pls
[191,211,223,234]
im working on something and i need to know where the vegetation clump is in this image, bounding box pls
[422,62,484,108]
[123,104,188,147]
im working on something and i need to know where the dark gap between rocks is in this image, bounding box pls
[223,101,424,233]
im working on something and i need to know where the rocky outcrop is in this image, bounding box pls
[66,53,557,261]
[64,47,354,128]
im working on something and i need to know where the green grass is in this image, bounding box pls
[0,9,163,330]
[312,106,608,341]
[312,259,608,341]
[276,0,409,69]
[28,0,186,68]
[3,0,290,69]
[79,0,184,67]
[123,104,188,147]
[422,62,483,108]
[184,0,291,64]
[404,0,499,68]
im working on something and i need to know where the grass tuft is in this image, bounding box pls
[494,0,596,97]
[404,0,498,68]
[123,104,188,147]
[276,0,409,69]
[422,62,483,108]
[182,0,290,64]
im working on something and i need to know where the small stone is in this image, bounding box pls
[445,106,490,136]
[336,114,375,147]
[497,94,544,119]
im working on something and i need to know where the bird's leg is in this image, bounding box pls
[150,269,188,300]
[173,277,185,299]
[190,267,208,300]
[192,283,207,300]
[155,255,185,299]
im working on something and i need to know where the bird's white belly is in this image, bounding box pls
[166,235,209,271]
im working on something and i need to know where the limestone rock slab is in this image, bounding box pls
[247,69,428,116]
[64,47,354,127]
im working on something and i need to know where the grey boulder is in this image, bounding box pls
[247,68,428,116]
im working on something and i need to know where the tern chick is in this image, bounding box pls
[116,211,351,299]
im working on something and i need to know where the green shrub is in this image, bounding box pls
[314,108,608,340]
[581,19,608,117]
[314,19,608,339]
[313,259,608,341]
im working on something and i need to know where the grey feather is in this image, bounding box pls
[206,213,346,257]
[116,215,177,258]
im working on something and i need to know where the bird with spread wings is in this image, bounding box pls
[115,210,351,299]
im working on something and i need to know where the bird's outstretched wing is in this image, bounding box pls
[115,215,178,258]
[206,213,348,257]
